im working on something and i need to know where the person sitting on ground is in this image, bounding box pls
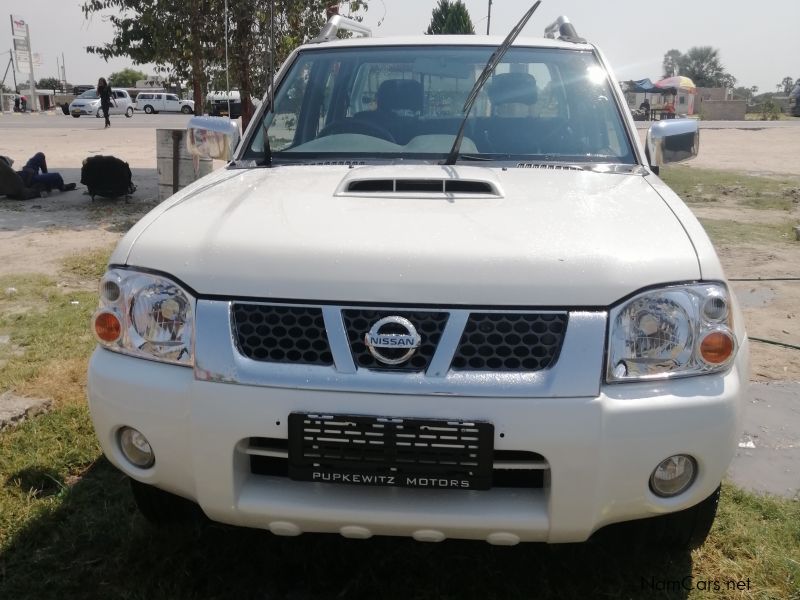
[0,155,41,199]
[15,152,76,193]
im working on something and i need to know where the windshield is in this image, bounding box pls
[243,45,635,164]
[78,89,98,99]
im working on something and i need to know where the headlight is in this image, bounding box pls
[92,269,195,366]
[607,283,736,382]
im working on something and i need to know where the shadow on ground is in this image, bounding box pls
[0,457,693,600]
[0,168,159,236]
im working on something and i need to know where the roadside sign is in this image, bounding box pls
[10,14,26,37]
[32,53,42,67]
[15,52,30,71]
[13,37,29,52]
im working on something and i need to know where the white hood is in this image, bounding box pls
[118,165,700,306]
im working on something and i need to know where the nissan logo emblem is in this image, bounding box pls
[364,316,422,365]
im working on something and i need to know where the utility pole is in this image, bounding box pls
[487,0,492,35]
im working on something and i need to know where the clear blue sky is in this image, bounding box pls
[2,0,797,92]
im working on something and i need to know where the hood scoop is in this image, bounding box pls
[346,178,497,194]
[336,165,504,197]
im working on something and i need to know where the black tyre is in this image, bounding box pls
[130,478,200,525]
[647,485,721,550]
[125,106,134,118]
[181,105,193,114]
[593,485,721,552]
[71,114,80,118]
[144,105,154,114]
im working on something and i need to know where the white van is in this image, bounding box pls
[135,93,194,114]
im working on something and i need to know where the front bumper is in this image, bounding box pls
[87,339,747,544]
[70,106,97,116]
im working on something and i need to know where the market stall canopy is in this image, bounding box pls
[654,76,697,94]
[626,78,658,93]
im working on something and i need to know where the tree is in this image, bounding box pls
[37,77,61,92]
[426,0,475,35]
[662,49,681,78]
[108,68,148,88]
[82,1,369,126]
[731,86,754,102]
[662,46,736,88]
[779,76,795,94]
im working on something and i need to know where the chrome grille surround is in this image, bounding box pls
[342,309,448,371]
[201,302,603,398]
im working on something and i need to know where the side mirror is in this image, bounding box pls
[186,116,240,161]
[646,119,699,170]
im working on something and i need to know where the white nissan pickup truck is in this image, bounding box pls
[88,8,748,550]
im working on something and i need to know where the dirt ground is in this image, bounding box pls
[0,124,799,383]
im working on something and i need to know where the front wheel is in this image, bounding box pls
[130,478,200,525]
[125,106,133,118]
[647,485,721,550]
[596,485,721,552]
[181,105,192,114]
[71,114,80,118]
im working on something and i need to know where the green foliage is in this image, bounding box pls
[778,76,797,94]
[107,68,147,88]
[36,77,61,91]
[662,49,681,78]
[760,98,782,120]
[81,0,370,125]
[426,0,475,35]
[661,47,736,88]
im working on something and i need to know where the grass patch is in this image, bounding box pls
[698,218,798,246]
[62,247,113,280]
[661,167,800,211]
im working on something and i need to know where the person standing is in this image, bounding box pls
[97,77,116,128]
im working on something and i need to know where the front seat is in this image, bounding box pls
[356,79,424,144]
[485,72,541,155]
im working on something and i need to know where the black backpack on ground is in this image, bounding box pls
[80,155,136,200]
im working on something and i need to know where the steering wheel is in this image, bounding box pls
[318,119,396,143]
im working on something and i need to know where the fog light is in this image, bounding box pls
[650,454,696,497]
[119,427,155,468]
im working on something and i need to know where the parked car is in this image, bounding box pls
[69,88,133,118]
[88,11,748,551]
[208,90,242,118]
[135,92,195,114]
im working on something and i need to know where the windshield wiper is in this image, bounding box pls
[443,0,542,166]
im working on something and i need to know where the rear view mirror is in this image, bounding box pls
[187,116,240,161]
[646,119,699,170]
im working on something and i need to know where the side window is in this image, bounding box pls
[265,60,312,151]
[115,91,126,99]
[167,94,179,101]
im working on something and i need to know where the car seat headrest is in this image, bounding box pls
[377,79,424,114]
[488,72,538,107]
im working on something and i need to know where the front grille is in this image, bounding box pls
[451,313,568,371]
[232,304,333,365]
[342,309,448,371]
